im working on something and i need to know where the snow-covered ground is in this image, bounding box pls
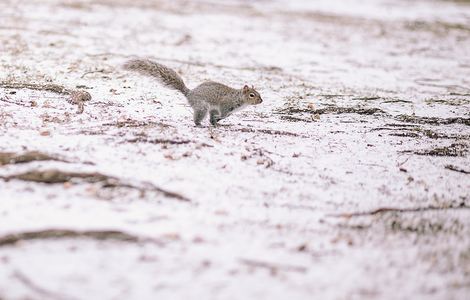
[0,0,469,299]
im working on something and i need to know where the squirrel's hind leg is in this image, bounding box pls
[209,109,222,126]
[193,108,208,126]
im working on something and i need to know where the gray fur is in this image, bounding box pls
[124,59,263,126]
[124,59,190,96]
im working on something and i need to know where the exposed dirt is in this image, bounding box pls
[0,81,91,113]
[0,230,143,247]
[0,151,65,165]
[395,115,470,126]
[405,143,469,157]
[1,169,190,201]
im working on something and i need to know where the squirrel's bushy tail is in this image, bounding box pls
[123,59,190,96]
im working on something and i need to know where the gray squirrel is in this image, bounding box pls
[123,59,263,126]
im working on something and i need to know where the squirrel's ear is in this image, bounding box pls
[243,85,249,92]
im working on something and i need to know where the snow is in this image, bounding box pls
[0,0,469,299]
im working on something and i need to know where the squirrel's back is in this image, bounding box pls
[188,81,239,105]
[123,59,190,96]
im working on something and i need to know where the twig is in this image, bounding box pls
[352,96,381,101]
[0,96,31,107]
[329,204,470,218]
[126,138,191,145]
[450,92,470,96]
[80,69,109,78]
[445,164,470,174]
[103,181,190,202]
[239,258,307,274]
[0,169,191,202]
[124,138,213,148]
[231,127,304,137]
[0,229,143,247]
[102,120,173,128]
[396,155,412,168]
[13,270,78,300]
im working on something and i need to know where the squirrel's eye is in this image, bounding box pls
[249,93,255,98]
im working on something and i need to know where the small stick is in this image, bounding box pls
[239,258,307,274]
[0,229,143,247]
[329,204,470,218]
[13,270,78,300]
[445,164,470,174]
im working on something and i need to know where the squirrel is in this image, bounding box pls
[123,59,263,126]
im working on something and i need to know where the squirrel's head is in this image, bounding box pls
[242,85,263,105]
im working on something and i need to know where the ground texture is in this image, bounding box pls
[0,0,469,299]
